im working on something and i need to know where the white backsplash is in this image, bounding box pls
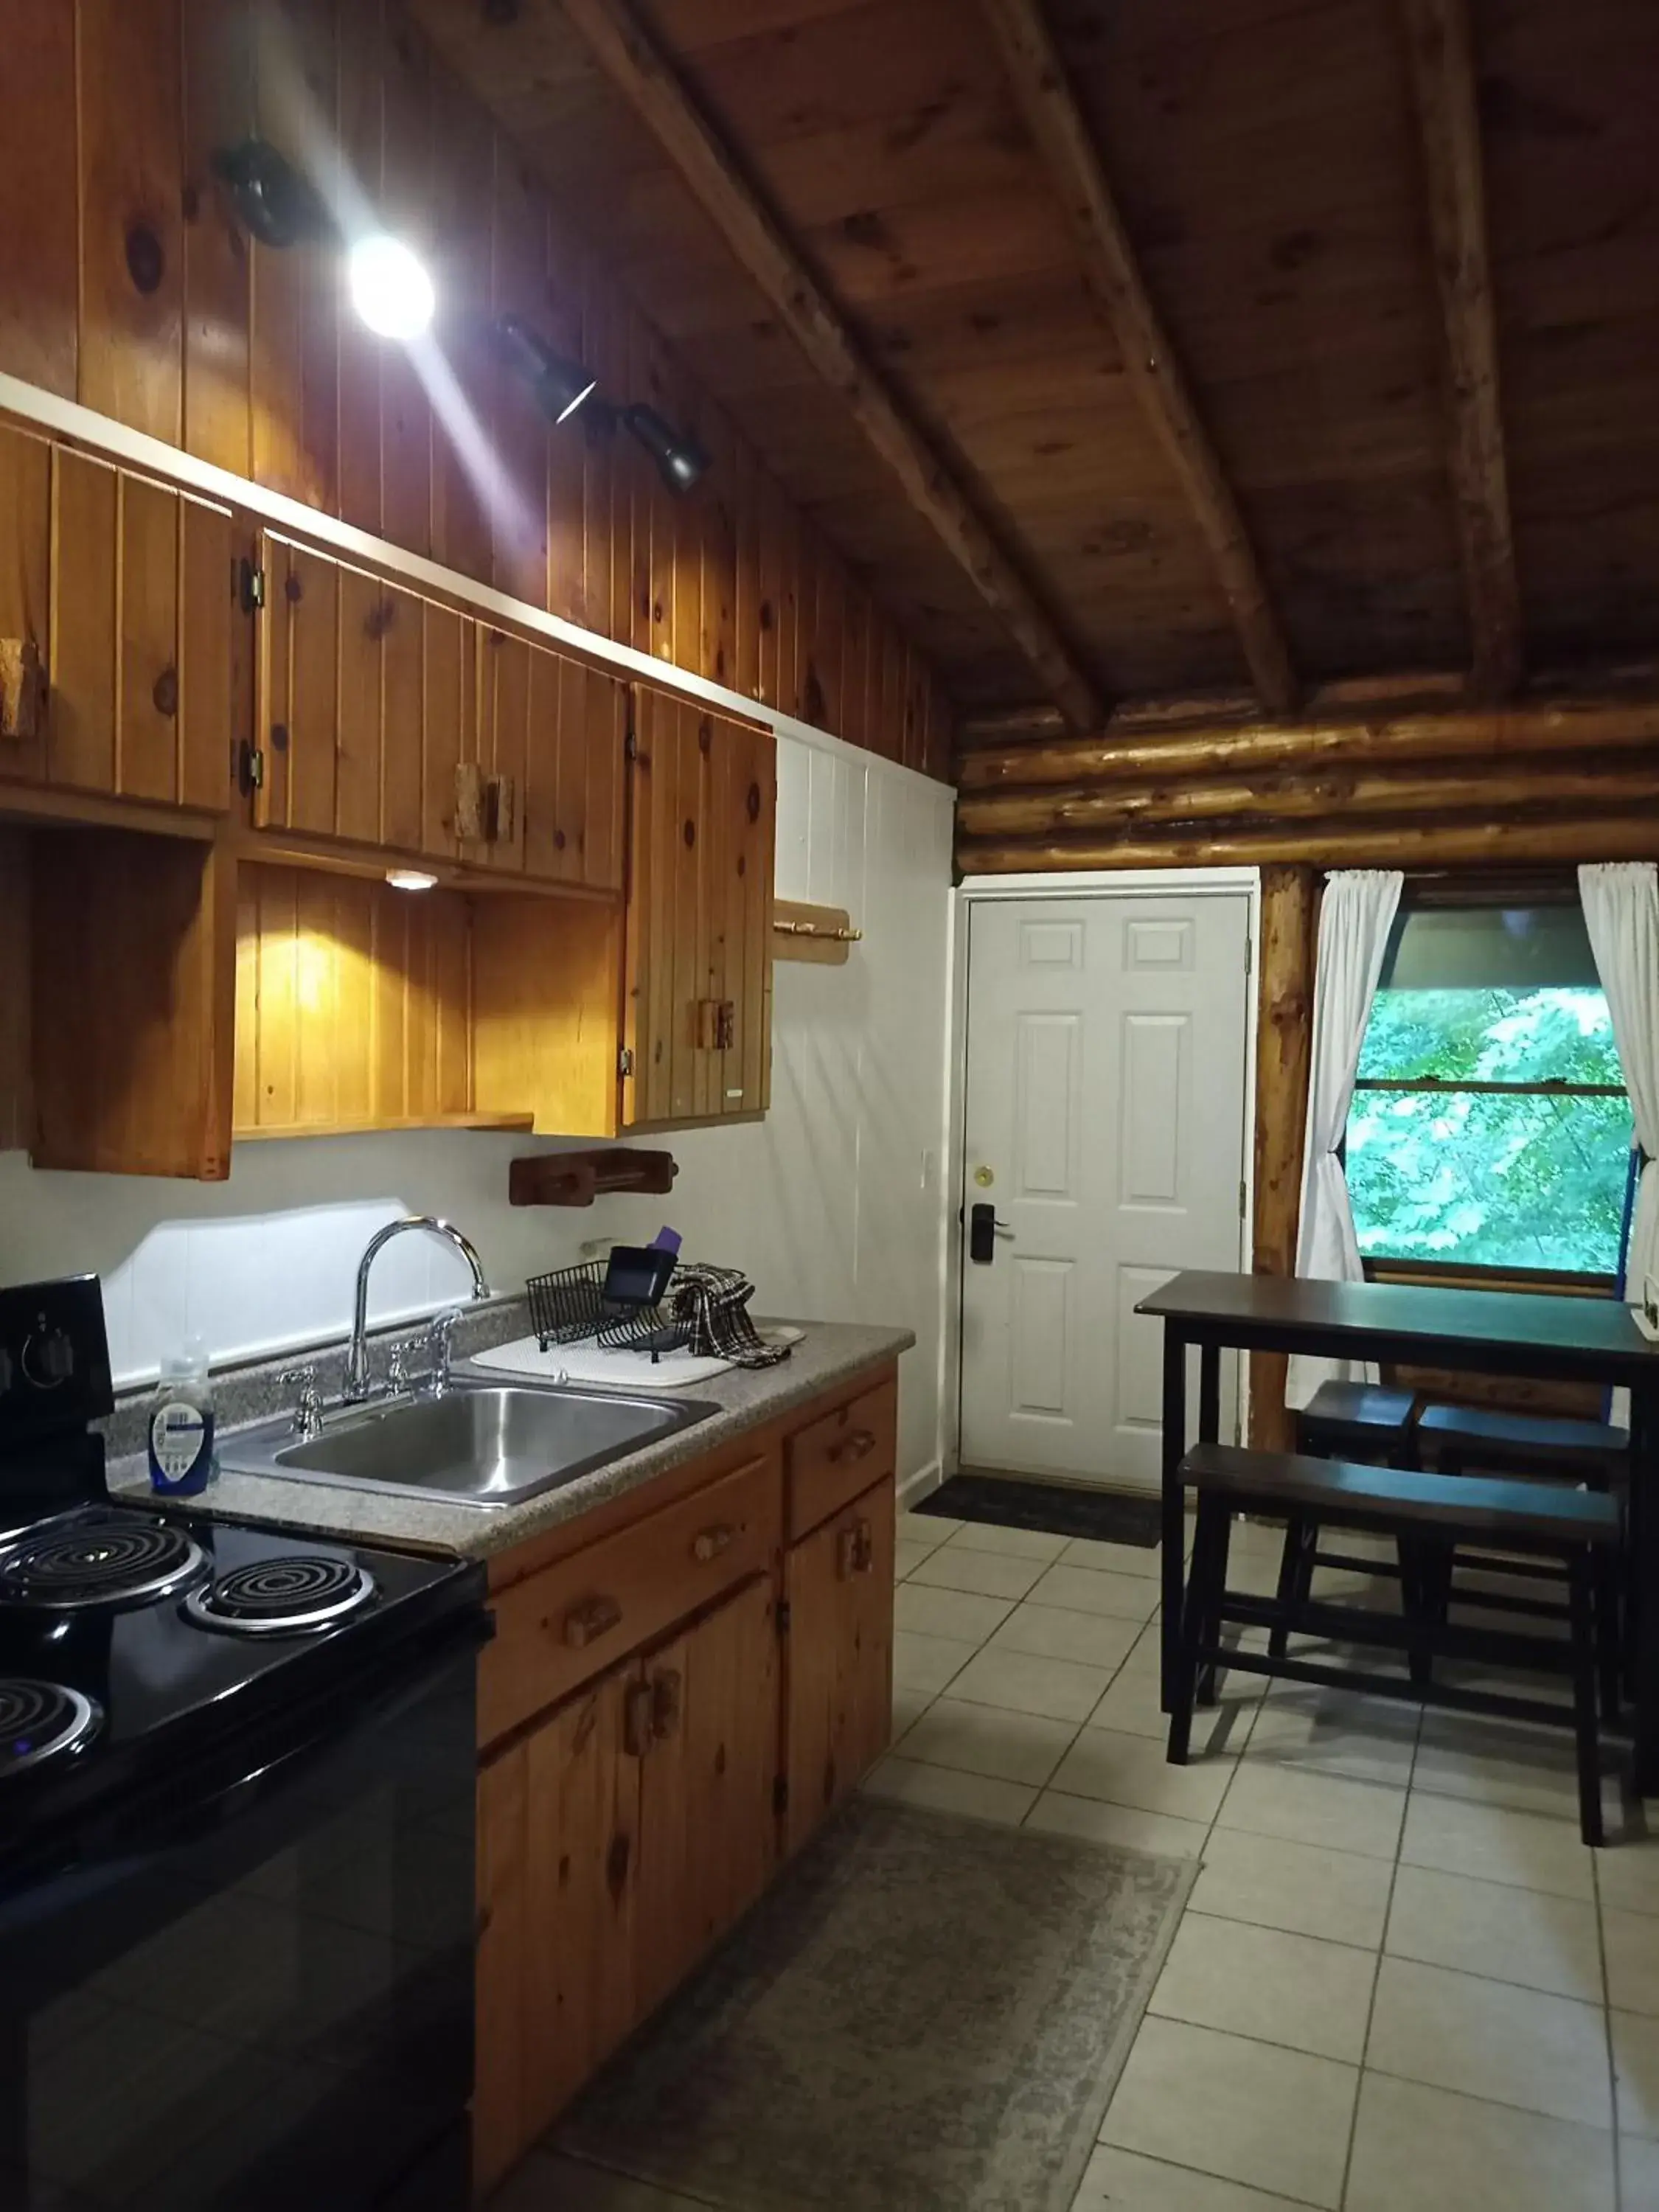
[0,731,955,1484]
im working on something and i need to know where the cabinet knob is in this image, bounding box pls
[829,1427,877,1467]
[854,1519,875,1575]
[836,1526,860,1582]
[692,1522,735,1564]
[651,1667,684,1741]
[564,1594,622,1649]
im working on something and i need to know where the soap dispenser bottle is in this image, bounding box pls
[148,1338,218,1497]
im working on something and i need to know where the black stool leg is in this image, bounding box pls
[1569,1551,1605,1849]
[1169,1497,1220,1765]
[1195,1506,1234,1708]
[1595,1551,1622,1726]
[1270,1514,1311,1660]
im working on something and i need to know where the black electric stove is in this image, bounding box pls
[0,1277,488,2211]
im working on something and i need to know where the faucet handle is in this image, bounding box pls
[278,1364,323,1440]
[425,1309,461,1397]
[386,1340,412,1399]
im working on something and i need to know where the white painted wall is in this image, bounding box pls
[0,729,956,1485]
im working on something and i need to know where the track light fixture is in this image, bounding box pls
[623,404,710,496]
[210,138,328,250]
[493,315,598,426]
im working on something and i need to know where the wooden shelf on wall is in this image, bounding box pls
[773,900,862,965]
[509,1149,678,1208]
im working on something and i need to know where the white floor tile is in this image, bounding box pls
[1189,1826,1394,1950]
[1101,2016,1357,2211]
[860,1754,1036,1829]
[1345,2073,1616,2212]
[1621,2131,1659,2207]
[1072,2144,1307,2210]
[893,1538,936,1581]
[1051,1728,1237,1824]
[1399,1790,1595,1900]
[1597,1834,1659,1919]
[906,1546,1046,1601]
[1604,1907,1659,2020]
[894,1582,1014,1644]
[1026,1790,1211,1862]
[1413,1709,1587,1822]
[890,1686,931,1737]
[1090,1661,1259,1749]
[1060,1535,1162,1578]
[1613,2007,1659,2139]
[1028,1562,1161,1621]
[896,1697,1077,1787]
[1149,1911,1376,2062]
[989,1600,1142,1672]
[1366,1955,1613,2130]
[1216,1763,1406,1863]
[945,1520,1069,1562]
[1387,1863,1604,2003]
[946,1644,1113,1724]
[891,1629,979,1697]
[897,1511,959,1546]
[1242,1685,1419,1788]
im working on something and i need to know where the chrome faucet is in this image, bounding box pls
[344,1217,490,1402]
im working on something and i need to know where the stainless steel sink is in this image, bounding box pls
[218,1381,716,1509]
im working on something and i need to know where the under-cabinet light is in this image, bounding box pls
[348,234,436,341]
[386,869,439,893]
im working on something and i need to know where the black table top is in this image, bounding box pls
[1137,1270,1659,1386]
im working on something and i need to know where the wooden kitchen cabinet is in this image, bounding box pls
[474,624,626,894]
[624,685,774,1129]
[474,1574,781,2197]
[0,421,232,820]
[782,1475,896,1857]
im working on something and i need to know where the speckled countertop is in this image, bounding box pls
[107,1314,914,1562]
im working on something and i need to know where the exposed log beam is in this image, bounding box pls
[959,813,1659,875]
[556,0,1104,731]
[978,0,1297,716]
[1400,0,1523,700]
[1251,866,1317,1454]
[957,671,1481,752]
[960,757,1659,840]
[956,695,1659,794]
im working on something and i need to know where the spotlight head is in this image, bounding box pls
[347,233,436,341]
[210,138,327,250]
[493,315,598,425]
[624,404,710,496]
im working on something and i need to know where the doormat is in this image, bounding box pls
[916,1471,1161,1548]
[558,1798,1193,2212]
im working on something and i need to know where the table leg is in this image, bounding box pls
[1161,1325,1188,1711]
[1198,1343,1221,1445]
[1632,1385,1659,1795]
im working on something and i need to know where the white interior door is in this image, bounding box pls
[959,892,1251,1491]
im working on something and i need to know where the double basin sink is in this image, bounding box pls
[218,1375,717,1511]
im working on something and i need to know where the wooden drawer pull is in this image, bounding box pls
[829,1428,878,1467]
[854,1519,875,1575]
[623,1680,655,1759]
[564,1594,622,1649]
[652,1666,684,1742]
[836,1526,860,1581]
[692,1522,736,1564]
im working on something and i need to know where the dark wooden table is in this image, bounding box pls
[1136,1270,1659,1789]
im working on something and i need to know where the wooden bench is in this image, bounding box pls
[1417,1403,1630,1484]
[1168,1441,1622,1845]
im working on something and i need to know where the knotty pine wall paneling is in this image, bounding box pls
[0,0,953,783]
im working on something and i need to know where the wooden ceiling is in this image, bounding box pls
[406,0,1659,729]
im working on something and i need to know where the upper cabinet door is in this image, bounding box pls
[252,531,473,863]
[0,422,231,815]
[474,624,626,894]
[624,686,774,1130]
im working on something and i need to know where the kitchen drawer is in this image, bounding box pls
[785,1376,898,1543]
[480,1453,782,1749]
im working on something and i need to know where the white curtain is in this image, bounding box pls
[1285,869,1405,1410]
[1580,862,1659,1428]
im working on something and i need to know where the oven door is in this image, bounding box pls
[0,1621,484,2212]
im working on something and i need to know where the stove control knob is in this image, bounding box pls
[20,1322,73,1391]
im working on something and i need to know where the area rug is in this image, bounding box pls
[558,1798,1192,2212]
[916,1471,1161,1548]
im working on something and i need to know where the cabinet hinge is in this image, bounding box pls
[237,740,265,796]
[775,1599,791,1637]
[624,709,639,763]
[238,559,265,615]
[772,1774,789,1817]
[617,1045,635,1080]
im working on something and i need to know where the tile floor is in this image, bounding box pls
[503,1505,1659,2212]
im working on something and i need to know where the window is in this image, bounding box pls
[1346,901,1633,1279]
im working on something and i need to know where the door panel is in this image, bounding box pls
[960,894,1251,1490]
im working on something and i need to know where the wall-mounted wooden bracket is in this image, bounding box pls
[0,639,44,740]
[773,900,863,965]
[509,1147,678,1208]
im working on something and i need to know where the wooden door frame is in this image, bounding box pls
[942,866,1262,1495]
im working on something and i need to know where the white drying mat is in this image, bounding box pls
[472,1325,803,1391]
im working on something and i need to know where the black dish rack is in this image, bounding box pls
[525,1258,692,1358]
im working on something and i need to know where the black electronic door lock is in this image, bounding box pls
[969,1202,1011,1264]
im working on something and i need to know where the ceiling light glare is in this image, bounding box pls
[348,234,435,341]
